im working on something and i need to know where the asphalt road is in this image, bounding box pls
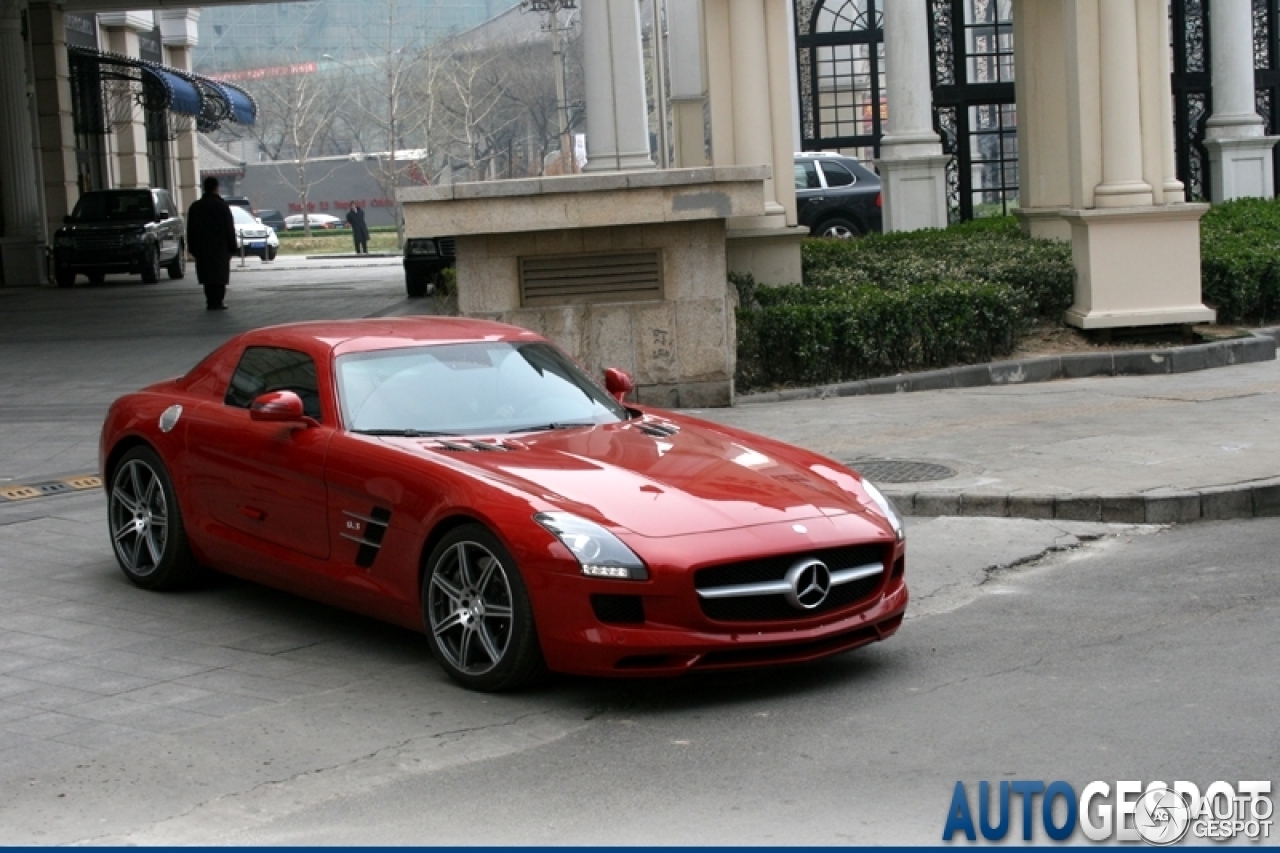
[1,262,1275,845]
[1,513,1273,845]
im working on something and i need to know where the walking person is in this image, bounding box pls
[346,201,370,254]
[186,176,238,310]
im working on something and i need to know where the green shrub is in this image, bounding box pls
[735,219,1070,391]
[1200,197,1280,323]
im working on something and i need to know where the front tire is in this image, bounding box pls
[107,446,200,590]
[406,275,428,298]
[55,268,76,288]
[167,244,186,280]
[423,524,545,692]
[264,247,277,262]
[140,245,160,284]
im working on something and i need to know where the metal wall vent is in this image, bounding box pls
[520,251,663,307]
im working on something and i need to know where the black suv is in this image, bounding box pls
[53,189,186,287]
[403,236,456,298]
[794,152,883,238]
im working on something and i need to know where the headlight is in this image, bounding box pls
[125,231,147,244]
[861,480,905,542]
[534,512,649,581]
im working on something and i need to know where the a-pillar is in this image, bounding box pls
[161,10,200,214]
[1014,0,1212,330]
[101,12,153,190]
[0,0,47,285]
[667,0,705,168]
[1205,0,1278,201]
[879,0,949,232]
[704,0,804,284]
[581,0,654,172]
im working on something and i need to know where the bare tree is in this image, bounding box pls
[251,67,349,235]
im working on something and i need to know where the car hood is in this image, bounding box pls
[385,420,877,538]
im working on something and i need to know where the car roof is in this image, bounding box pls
[236,316,545,356]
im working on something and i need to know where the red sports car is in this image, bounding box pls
[100,318,907,691]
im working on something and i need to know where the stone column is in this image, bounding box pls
[101,13,154,190]
[1095,0,1153,207]
[667,0,705,168]
[1205,0,1278,200]
[879,0,950,232]
[160,10,200,213]
[1,0,47,284]
[28,2,78,240]
[727,0,778,210]
[582,0,655,172]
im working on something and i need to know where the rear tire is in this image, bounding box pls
[406,276,428,298]
[422,524,545,692]
[816,217,862,240]
[107,446,201,590]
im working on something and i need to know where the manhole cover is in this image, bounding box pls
[845,459,958,483]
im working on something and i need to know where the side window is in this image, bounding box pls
[225,346,324,421]
[156,191,172,218]
[819,161,857,188]
[794,161,821,190]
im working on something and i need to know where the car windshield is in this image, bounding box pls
[72,191,154,222]
[337,341,628,435]
[231,207,258,226]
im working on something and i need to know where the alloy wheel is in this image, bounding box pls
[427,541,515,676]
[108,459,169,577]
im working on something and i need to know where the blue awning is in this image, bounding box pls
[214,82,257,125]
[141,67,202,116]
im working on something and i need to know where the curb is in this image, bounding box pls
[884,479,1280,525]
[736,328,1280,405]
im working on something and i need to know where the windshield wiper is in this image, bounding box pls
[509,421,597,434]
[353,428,460,437]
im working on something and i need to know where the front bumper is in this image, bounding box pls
[55,246,148,273]
[520,513,908,678]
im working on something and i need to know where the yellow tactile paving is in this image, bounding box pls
[0,473,102,502]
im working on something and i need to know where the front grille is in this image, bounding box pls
[74,235,126,250]
[695,543,887,623]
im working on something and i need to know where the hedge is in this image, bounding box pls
[735,218,1074,391]
[1200,197,1280,323]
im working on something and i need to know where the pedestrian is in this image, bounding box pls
[186,176,238,310]
[346,201,370,254]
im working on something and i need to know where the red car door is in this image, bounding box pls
[184,346,333,561]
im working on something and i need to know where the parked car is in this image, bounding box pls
[52,188,186,287]
[283,213,344,230]
[794,152,883,238]
[231,205,279,262]
[256,209,286,231]
[403,236,456,298]
[100,317,908,692]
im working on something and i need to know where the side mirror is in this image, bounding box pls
[604,368,635,403]
[249,390,311,423]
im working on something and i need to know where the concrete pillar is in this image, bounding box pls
[879,0,950,232]
[1013,0,1074,239]
[667,0,705,168]
[581,0,655,172]
[1205,0,1278,200]
[28,2,78,240]
[702,0,803,284]
[1095,0,1153,207]
[102,15,153,190]
[0,0,47,285]
[160,10,200,214]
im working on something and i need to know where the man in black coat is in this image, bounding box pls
[186,176,238,310]
[346,201,370,254]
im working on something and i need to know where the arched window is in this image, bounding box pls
[794,0,885,160]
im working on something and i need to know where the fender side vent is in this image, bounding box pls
[342,507,392,568]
